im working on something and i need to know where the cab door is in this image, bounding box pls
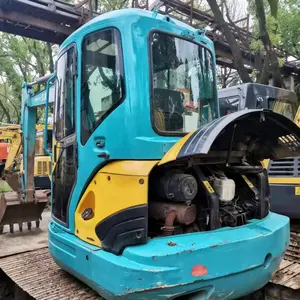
[52,45,77,226]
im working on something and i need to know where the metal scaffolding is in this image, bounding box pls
[0,0,299,78]
[132,0,300,78]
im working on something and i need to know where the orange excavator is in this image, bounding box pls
[0,142,9,177]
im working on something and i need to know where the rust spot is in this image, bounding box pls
[191,265,207,277]
[182,249,193,253]
[210,241,229,248]
[167,241,176,247]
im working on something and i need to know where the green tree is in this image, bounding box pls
[249,0,300,87]
[0,34,55,124]
[277,0,300,57]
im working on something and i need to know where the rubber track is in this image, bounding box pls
[270,223,300,290]
[0,248,102,300]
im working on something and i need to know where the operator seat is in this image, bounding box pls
[153,88,184,132]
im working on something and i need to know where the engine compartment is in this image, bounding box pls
[148,162,270,237]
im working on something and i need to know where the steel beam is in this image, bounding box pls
[0,21,65,44]
[0,9,74,36]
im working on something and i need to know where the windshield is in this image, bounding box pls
[219,95,240,116]
[150,32,218,134]
[267,97,298,121]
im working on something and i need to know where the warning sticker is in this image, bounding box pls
[203,181,214,193]
[242,175,254,188]
[295,187,300,195]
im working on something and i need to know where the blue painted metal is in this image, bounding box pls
[56,8,219,234]
[21,82,37,200]
[49,212,289,299]
[27,85,55,108]
[21,80,54,201]
[16,7,287,299]
[44,74,56,157]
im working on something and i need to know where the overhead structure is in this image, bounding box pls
[0,0,94,44]
[0,0,299,78]
[133,0,300,79]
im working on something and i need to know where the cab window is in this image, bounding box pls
[150,32,218,134]
[81,28,124,145]
[219,95,240,116]
[268,97,297,121]
[54,47,76,141]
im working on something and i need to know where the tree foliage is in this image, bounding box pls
[277,0,300,57]
[0,0,130,125]
[248,0,300,87]
[0,34,55,124]
[0,0,299,123]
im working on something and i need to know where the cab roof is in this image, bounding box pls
[60,8,213,50]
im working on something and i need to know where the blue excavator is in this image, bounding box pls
[5,8,300,300]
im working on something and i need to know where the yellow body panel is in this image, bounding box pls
[269,177,300,184]
[261,159,269,169]
[0,126,22,172]
[294,105,300,126]
[158,131,195,165]
[20,156,51,177]
[100,160,159,176]
[0,124,52,176]
[75,160,158,247]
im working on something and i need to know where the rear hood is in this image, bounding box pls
[159,109,300,166]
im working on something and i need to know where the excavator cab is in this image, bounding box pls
[19,9,300,300]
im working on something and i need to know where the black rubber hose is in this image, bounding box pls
[227,164,263,174]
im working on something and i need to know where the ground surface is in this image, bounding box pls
[0,212,50,258]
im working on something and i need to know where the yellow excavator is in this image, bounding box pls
[0,125,52,191]
[0,125,52,233]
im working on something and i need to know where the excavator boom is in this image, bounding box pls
[0,79,54,234]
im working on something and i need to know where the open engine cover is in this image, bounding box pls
[159,109,300,165]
